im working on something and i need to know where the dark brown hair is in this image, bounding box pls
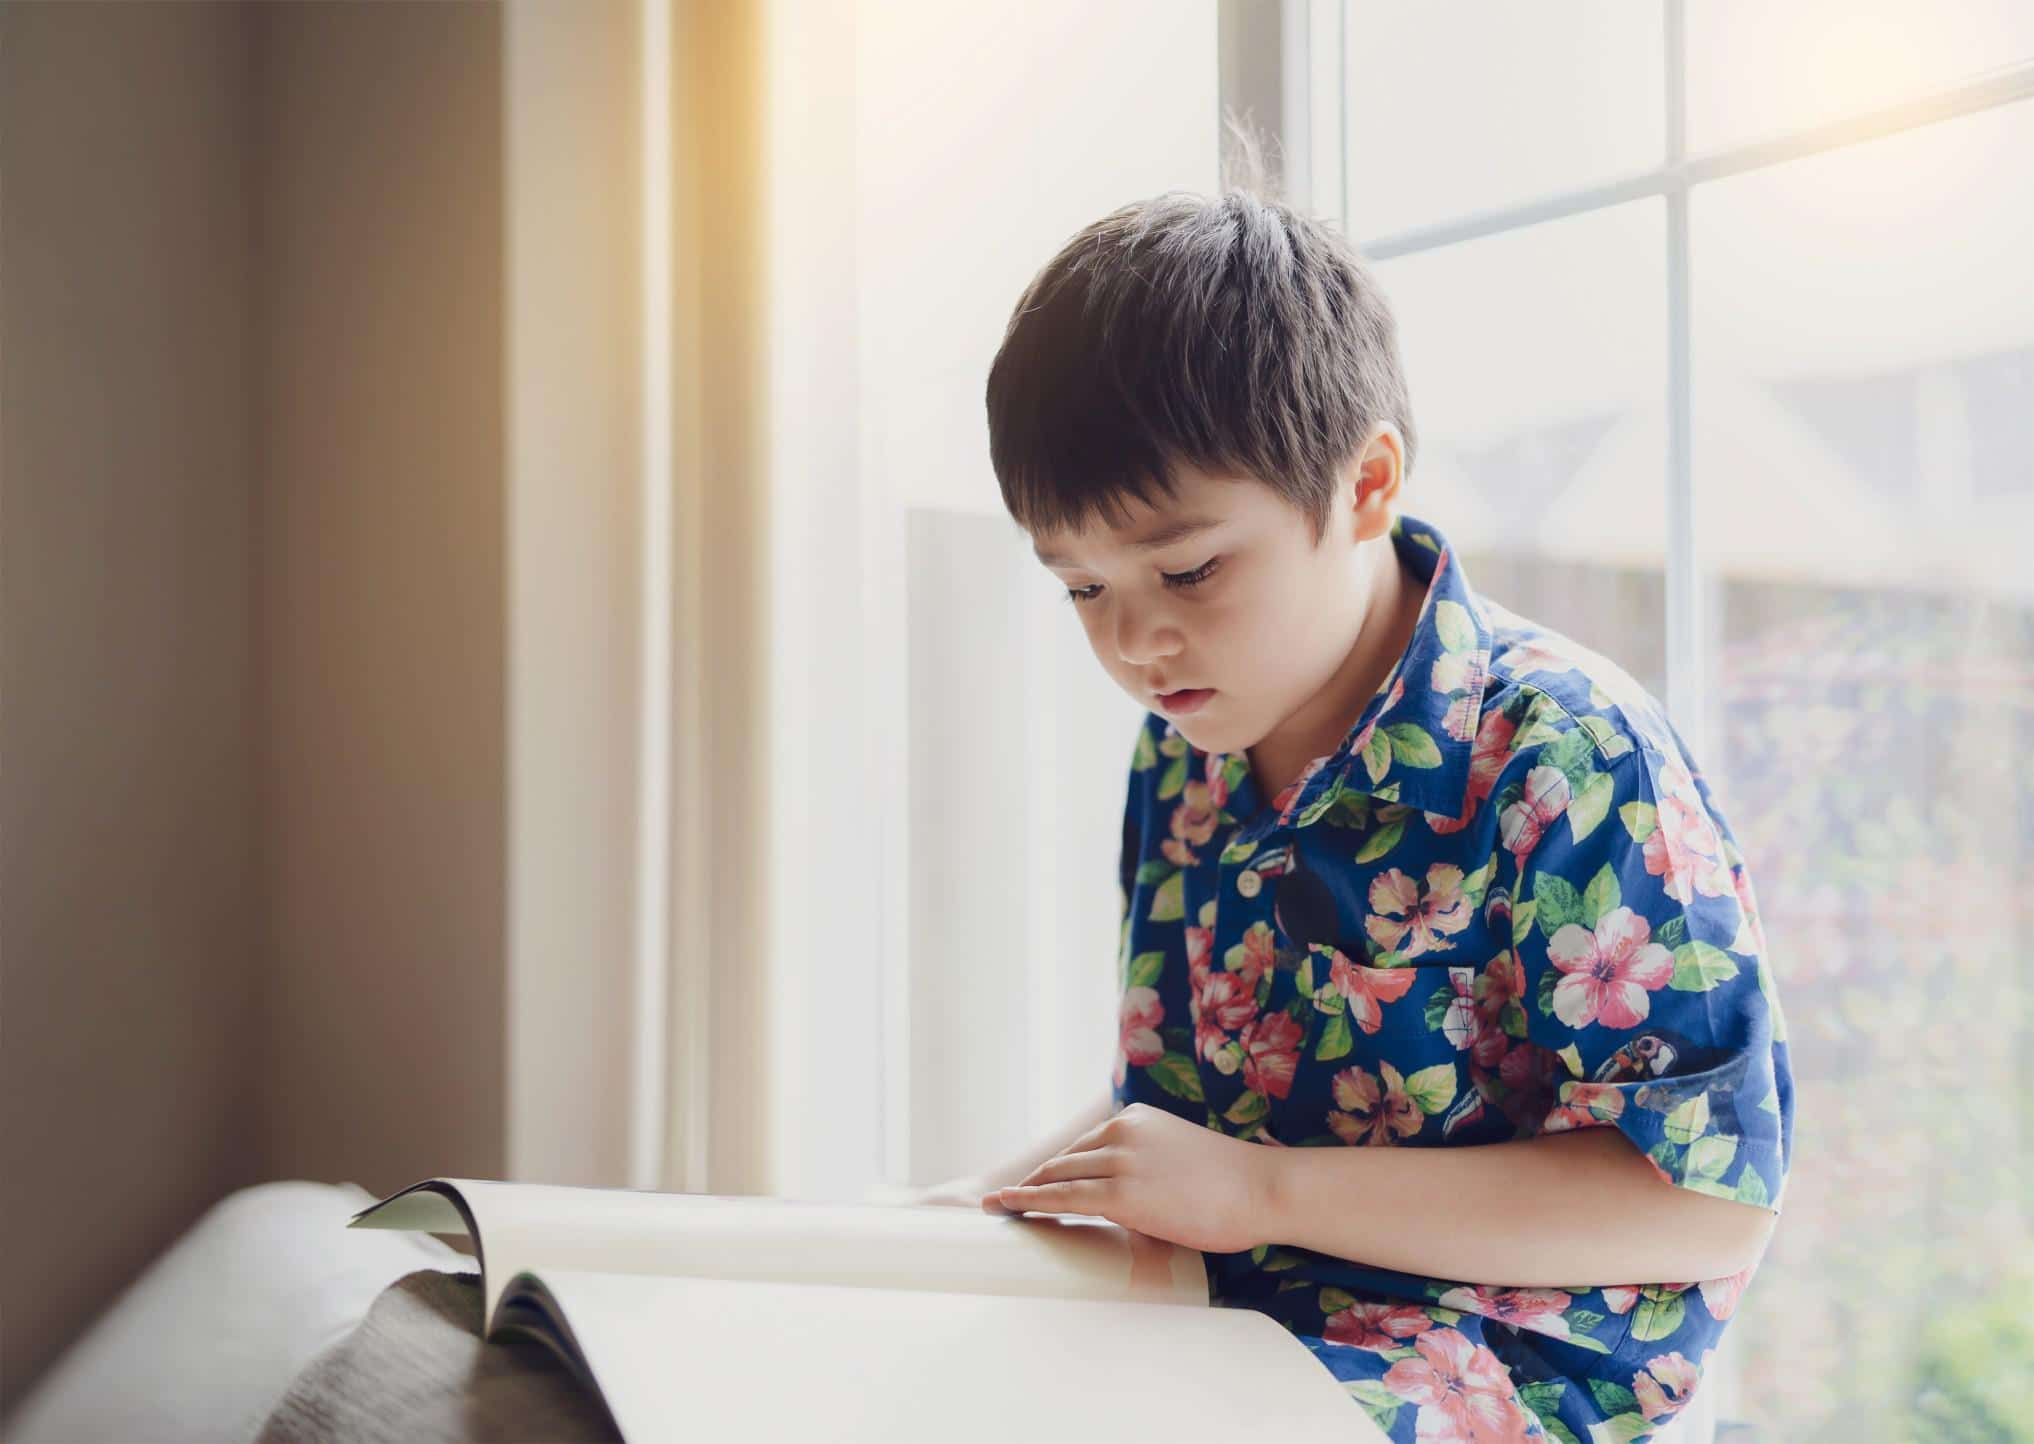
[985,179,1417,546]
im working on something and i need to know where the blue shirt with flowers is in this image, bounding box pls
[1109,514,1794,1444]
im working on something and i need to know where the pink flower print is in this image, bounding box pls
[1327,1062,1424,1146]
[1380,1327,1538,1444]
[1496,636,1578,679]
[1225,921,1277,990]
[1430,709,1517,835]
[1365,864,1471,959]
[1547,908,1676,1029]
[1323,1298,1435,1349]
[1601,1285,1641,1318]
[1468,954,1526,1068]
[1698,1262,1755,1321]
[1202,752,1231,810]
[1494,1043,1564,1132]
[1632,1351,1701,1422]
[1113,987,1164,1089]
[1731,864,1767,957]
[1643,792,1730,904]
[1239,1009,1302,1100]
[1328,948,1418,1034]
[1184,924,1214,989]
[1431,648,1491,743]
[1191,971,1256,1062]
[1160,782,1221,868]
[1271,753,1331,823]
[1540,1081,1628,1133]
[1434,1285,1575,1342]
[1498,765,1572,860]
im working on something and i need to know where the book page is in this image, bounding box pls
[534,1268,1392,1444]
[352,1179,1207,1331]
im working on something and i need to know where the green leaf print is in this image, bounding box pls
[1510,898,1538,945]
[1144,1052,1204,1102]
[1587,1413,1654,1444]
[1619,800,1658,843]
[1382,722,1443,769]
[1630,1288,1687,1342]
[1586,1379,1641,1417]
[1223,1090,1269,1126]
[1135,858,1176,885]
[1149,871,1185,922]
[1581,862,1621,927]
[1222,753,1250,792]
[1686,1133,1737,1182]
[1424,984,1454,1030]
[1537,966,1560,1018]
[1434,599,1478,653]
[1578,713,1634,760]
[1734,1164,1771,1207]
[1403,1062,1457,1115]
[1663,1093,1711,1145]
[1218,836,1259,866]
[1568,769,1616,844]
[1670,940,1739,991]
[1156,753,1188,801]
[1132,726,1158,771]
[1158,731,1188,759]
[1361,728,1392,784]
[1538,727,1597,789]
[1315,1011,1352,1061]
[1534,873,1588,936]
[1126,950,1167,989]
[1354,819,1405,863]
[1654,913,1688,949]
[1459,856,1496,909]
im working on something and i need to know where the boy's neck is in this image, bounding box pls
[1246,539,1424,805]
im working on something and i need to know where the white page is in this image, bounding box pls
[539,1268,1392,1444]
[353,1179,1207,1328]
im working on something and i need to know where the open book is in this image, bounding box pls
[350,1178,1388,1444]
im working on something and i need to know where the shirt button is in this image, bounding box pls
[1236,868,1262,899]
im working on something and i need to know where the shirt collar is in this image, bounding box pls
[1227,513,1495,832]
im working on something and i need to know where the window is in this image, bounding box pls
[1313,4,2034,1438]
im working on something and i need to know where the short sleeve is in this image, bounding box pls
[1505,726,1793,1216]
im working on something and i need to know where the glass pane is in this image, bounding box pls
[1689,0,2034,152]
[1374,200,1668,696]
[1343,1,1664,239]
[1693,100,2034,1442]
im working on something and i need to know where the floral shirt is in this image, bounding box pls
[1109,515,1794,1444]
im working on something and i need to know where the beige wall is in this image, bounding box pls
[0,2,261,1402]
[1,0,507,1403]
[251,0,506,1192]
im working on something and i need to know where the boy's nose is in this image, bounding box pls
[1112,606,1180,668]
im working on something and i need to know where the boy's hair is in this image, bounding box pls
[985,184,1417,546]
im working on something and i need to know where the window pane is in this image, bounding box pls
[1343,2,1664,239]
[1692,99,2034,1442]
[1689,1,2034,152]
[1375,201,1668,695]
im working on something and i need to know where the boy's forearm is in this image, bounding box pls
[974,1085,1117,1188]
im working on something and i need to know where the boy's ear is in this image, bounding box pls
[1348,426,1405,543]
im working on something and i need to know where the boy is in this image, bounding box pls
[968,189,1794,1444]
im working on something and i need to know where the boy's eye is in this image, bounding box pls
[1064,558,1221,605]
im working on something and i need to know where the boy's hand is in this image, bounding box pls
[990,1103,1276,1254]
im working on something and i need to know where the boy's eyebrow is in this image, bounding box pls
[1033,515,1223,567]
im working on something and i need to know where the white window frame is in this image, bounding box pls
[1229,4,2034,1437]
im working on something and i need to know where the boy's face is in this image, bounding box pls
[1029,441,1402,761]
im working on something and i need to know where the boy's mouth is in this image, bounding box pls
[1156,688,1215,715]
